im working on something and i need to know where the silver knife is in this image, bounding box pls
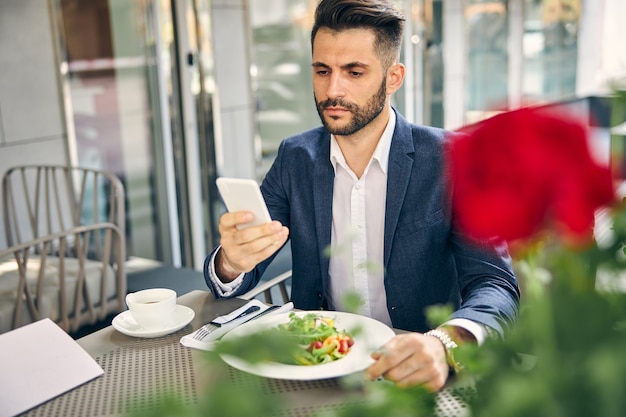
[211,305,261,327]
[193,305,260,340]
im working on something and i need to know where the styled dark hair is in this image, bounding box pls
[311,0,406,69]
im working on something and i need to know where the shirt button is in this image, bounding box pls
[355,184,361,190]
[317,292,323,299]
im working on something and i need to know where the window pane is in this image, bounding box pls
[248,0,318,174]
[523,0,580,101]
[466,0,509,117]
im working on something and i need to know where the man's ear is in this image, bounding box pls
[386,63,405,94]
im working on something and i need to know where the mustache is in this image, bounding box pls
[317,98,356,112]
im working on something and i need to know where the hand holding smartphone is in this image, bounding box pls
[216,177,272,229]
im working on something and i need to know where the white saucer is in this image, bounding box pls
[112,305,195,338]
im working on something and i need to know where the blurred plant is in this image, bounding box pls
[447,104,626,417]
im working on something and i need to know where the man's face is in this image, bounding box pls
[312,28,388,137]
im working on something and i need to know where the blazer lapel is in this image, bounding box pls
[313,133,334,285]
[384,112,415,267]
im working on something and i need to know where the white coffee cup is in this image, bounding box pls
[125,288,177,330]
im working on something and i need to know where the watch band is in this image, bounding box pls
[424,328,464,374]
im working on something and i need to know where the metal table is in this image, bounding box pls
[22,290,471,417]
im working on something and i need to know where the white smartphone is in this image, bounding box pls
[216,177,272,229]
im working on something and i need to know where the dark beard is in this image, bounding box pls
[315,79,387,136]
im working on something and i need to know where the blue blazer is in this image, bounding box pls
[205,110,520,334]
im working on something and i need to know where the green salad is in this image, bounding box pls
[274,312,354,365]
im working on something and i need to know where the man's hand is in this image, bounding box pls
[215,211,289,281]
[365,333,450,391]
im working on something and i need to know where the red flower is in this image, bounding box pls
[447,107,615,243]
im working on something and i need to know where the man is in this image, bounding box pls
[204,0,519,391]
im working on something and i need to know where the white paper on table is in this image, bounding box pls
[0,318,104,417]
[181,301,294,351]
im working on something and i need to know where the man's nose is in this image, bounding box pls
[326,73,346,99]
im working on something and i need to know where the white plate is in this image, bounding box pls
[112,305,195,338]
[220,311,395,380]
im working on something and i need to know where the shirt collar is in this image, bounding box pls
[330,109,396,174]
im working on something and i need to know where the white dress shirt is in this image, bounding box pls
[327,110,395,326]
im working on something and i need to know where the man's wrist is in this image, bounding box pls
[440,324,477,344]
[424,328,464,374]
[443,318,491,345]
[215,249,242,282]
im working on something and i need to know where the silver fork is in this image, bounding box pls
[192,323,218,341]
[192,305,260,341]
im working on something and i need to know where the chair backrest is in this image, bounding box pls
[2,165,125,249]
[0,165,127,333]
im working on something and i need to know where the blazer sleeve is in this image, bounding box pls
[449,230,520,336]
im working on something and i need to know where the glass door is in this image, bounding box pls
[52,0,220,267]
[190,0,221,257]
[171,0,220,267]
[55,0,170,261]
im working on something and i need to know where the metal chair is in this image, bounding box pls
[240,269,291,305]
[0,165,126,333]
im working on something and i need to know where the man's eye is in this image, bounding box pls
[350,71,363,77]
[316,70,329,76]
